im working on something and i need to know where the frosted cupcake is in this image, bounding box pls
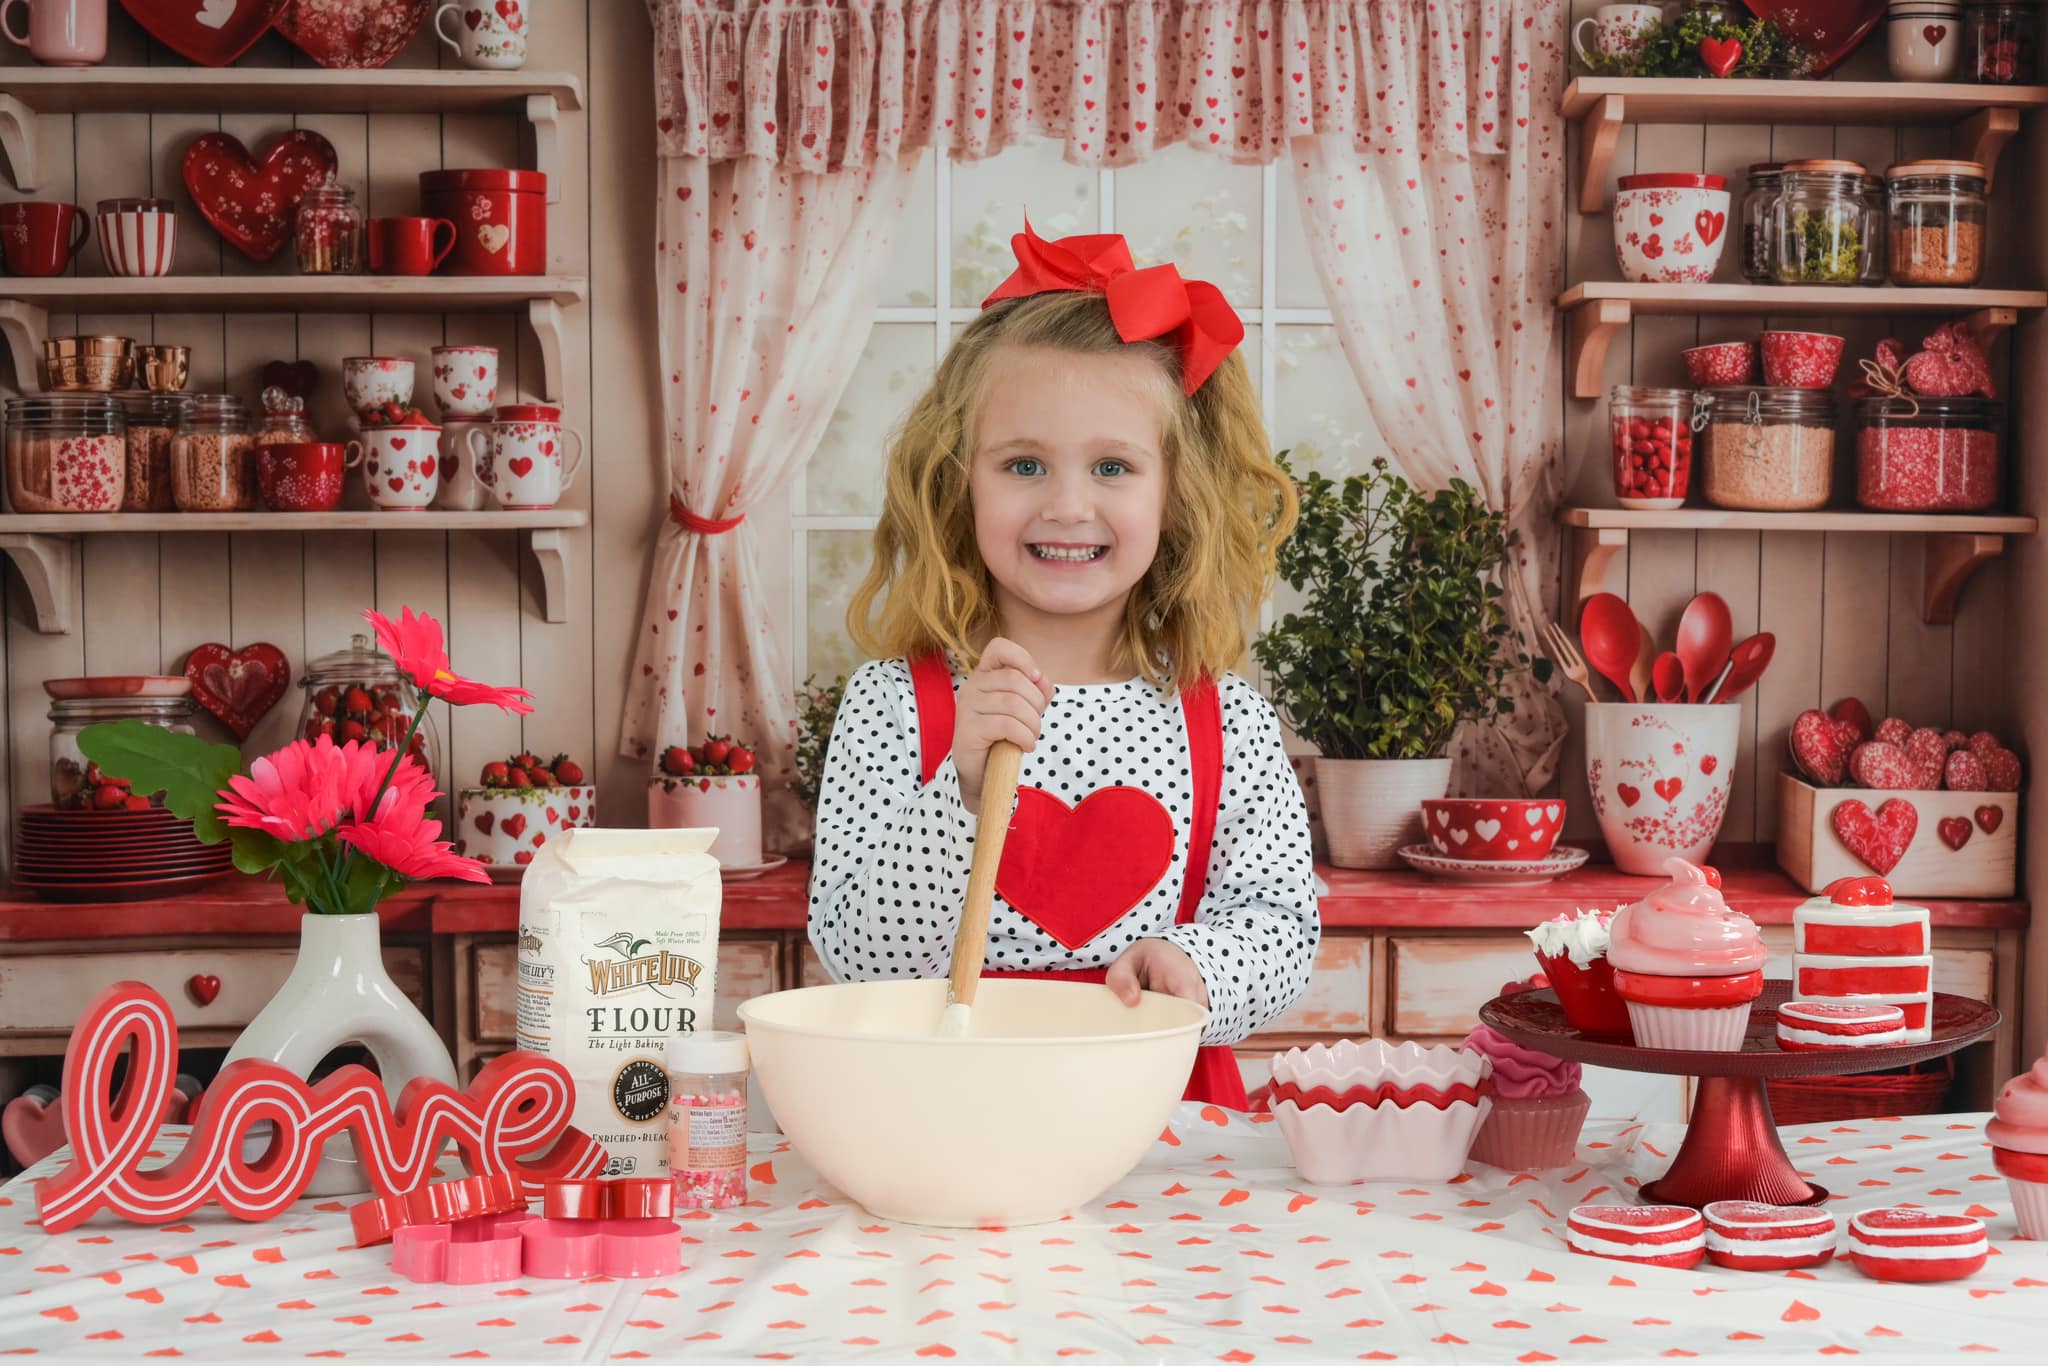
[1526,908,1632,1039]
[1460,1022,1590,1171]
[1607,857,1766,1051]
[1987,1051,2048,1239]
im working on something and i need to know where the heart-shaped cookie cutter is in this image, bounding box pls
[349,1172,526,1247]
[391,1214,683,1282]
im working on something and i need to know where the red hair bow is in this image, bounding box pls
[981,222,1244,396]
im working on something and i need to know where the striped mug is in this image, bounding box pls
[96,197,176,277]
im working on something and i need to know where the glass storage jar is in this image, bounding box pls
[1888,2,1965,80]
[1853,396,2003,511]
[4,394,127,514]
[1772,160,1885,285]
[1968,2,2037,81]
[295,174,362,275]
[49,694,198,810]
[1886,160,1988,287]
[1610,385,1705,510]
[294,632,444,807]
[255,387,315,446]
[1700,387,1836,511]
[119,392,188,511]
[171,393,258,511]
[1741,163,1783,283]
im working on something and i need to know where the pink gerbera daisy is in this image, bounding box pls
[339,813,489,884]
[364,606,534,714]
[218,736,385,840]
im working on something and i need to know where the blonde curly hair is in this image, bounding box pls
[846,290,1296,691]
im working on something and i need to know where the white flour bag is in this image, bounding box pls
[516,826,722,1177]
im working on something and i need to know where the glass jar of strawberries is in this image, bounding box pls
[1609,385,1703,510]
[293,633,445,815]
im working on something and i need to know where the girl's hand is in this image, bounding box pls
[1105,938,1210,1009]
[954,636,1055,815]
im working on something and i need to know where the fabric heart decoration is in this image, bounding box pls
[995,785,1174,950]
[117,0,288,66]
[181,129,339,262]
[1831,798,1918,875]
[274,0,434,68]
[1741,0,1885,74]
[1697,36,1743,76]
[184,641,291,740]
[1903,324,1995,398]
[1790,709,1857,786]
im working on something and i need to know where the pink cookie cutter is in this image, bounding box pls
[391,1214,682,1283]
[392,1212,533,1284]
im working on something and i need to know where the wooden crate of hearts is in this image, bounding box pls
[1775,772,2016,897]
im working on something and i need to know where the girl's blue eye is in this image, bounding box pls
[1095,459,1127,478]
[1006,457,1043,477]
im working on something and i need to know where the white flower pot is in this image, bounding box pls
[1583,702,1741,875]
[1314,757,1453,869]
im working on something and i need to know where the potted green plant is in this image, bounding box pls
[1254,454,1523,868]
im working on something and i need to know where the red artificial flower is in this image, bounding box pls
[364,606,534,715]
[218,736,387,840]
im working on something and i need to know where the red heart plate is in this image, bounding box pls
[1742,0,1886,75]
[182,129,338,263]
[184,641,291,740]
[275,0,434,69]
[118,0,289,67]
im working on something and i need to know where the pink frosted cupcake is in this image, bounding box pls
[1988,1051,2048,1239]
[1460,1022,1590,1170]
[1607,857,1766,1051]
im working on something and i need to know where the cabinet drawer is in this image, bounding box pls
[1257,933,1372,1038]
[471,936,783,1043]
[0,944,427,1037]
[1389,935,1532,1037]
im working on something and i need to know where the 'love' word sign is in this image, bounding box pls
[37,981,608,1233]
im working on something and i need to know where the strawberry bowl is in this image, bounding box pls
[1422,798,1567,862]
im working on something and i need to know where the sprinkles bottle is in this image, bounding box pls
[665,1031,749,1209]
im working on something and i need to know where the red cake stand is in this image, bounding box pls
[1478,981,1998,1209]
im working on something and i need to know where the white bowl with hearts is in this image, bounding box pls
[363,423,442,511]
[1613,173,1730,285]
[456,786,596,869]
[1584,703,1741,876]
[1420,798,1566,862]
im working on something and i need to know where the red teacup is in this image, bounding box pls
[258,441,361,512]
[368,216,458,275]
[1420,797,1566,862]
[0,200,89,277]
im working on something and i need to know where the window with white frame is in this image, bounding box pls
[790,141,1374,690]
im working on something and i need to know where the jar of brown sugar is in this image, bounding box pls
[4,394,127,514]
[1700,386,1836,511]
[119,392,190,511]
[1886,160,1988,288]
[171,394,258,511]
[255,386,315,446]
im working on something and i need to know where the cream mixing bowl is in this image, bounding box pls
[739,977,1205,1227]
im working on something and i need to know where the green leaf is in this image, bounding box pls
[77,721,244,843]
[231,827,287,875]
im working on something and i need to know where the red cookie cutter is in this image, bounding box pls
[392,1213,683,1283]
[349,1172,527,1247]
[542,1177,674,1220]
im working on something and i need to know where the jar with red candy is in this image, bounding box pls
[293,632,445,818]
[1609,385,1702,510]
[1853,396,2003,512]
[1968,2,2037,82]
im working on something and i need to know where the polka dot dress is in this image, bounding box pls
[808,657,1321,1045]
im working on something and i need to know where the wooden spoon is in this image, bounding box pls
[938,739,1025,1038]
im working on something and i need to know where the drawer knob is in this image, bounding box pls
[187,974,222,1007]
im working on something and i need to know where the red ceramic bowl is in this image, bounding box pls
[258,441,353,513]
[1420,797,1566,862]
[1682,340,1759,388]
[1759,331,1844,389]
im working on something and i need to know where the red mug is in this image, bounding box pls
[367,217,457,276]
[0,200,89,276]
[258,441,362,513]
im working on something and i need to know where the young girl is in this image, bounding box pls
[807,223,1320,1108]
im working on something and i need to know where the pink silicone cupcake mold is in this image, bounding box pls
[1272,1040,1493,1184]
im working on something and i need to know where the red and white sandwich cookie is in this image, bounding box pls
[1566,1204,1705,1269]
[1845,1208,1987,1283]
[1703,1201,1839,1270]
[1775,1000,1909,1050]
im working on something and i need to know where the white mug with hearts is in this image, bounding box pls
[467,408,584,509]
[1584,703,1741,875]
[434,0,527,69]
[430,344,499,418]
[362,422,443,510]
[435,416,490,510]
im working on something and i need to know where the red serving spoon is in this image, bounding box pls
[1652,652,1687,703]
[1579,593,1643,703]
[1675,592,1733,704]
[1705,632,1776,704]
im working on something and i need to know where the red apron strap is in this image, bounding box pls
[1173,675,1223,926]
[907,652,956,787]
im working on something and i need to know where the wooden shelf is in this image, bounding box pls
[0,69,581,201]
[0,511,586,634]
[1560,283,2043,399]
[0,277,583,401]
[1564,77,2048,212]
[1561,507,2033,625]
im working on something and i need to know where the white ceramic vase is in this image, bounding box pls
[1314,756,1453,869]
[224,911,457,1195]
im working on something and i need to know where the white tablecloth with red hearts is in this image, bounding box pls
[2,1108,2043,1361]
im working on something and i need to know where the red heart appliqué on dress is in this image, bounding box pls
[1831,798,1918,875]
[181,129,339,262]
[995,786,1174,950]
[184,641,290,741]
[1938,817,1972,851]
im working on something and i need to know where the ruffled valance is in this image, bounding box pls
[646,0,1546,170]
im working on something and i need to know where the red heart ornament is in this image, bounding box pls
[1742,0,1885,74]
[182,130,339,263]
[184,642,290,741]
[995,785,1174,950]
[117,0,289,66]
[1976,805,2004,834]
[1698,35,1743,76]
[1831,798,1918,875]
[1938,817,1972,851]
[187,974,221,1006]
[3,1090,70,1169]
[274,0,434,69]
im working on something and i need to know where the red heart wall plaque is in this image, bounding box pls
[184,642,291,741]
[182,130,339,263]
[1743,0,1886,75]
[275,0,433,68]
[118,0,289,67]
[994,786,1174,950]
